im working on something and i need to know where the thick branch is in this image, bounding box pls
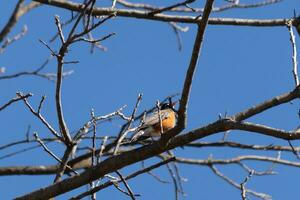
[32,0,290,26]
[233,88,300,121]
[167,0,214,140]
[55,54,72,145]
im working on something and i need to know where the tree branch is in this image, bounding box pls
[0,93,32,112]
[0,0,24,43]
[165,0,214,140]
[31,0,291,26]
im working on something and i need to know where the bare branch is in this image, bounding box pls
[0,137,57,152]
[166,163,180,200]
[0,93,32,112]
[287,20,299,86]
[116,0,282,13]
[55,50,72,145]
[148,0,195,15]
[115,171,137,200]
[73,105,128,141]
[186,141,300,152]
[156,100,164,134]
[0,0,24,42]
[233,88,300,121]
[113,94,142,155]
[37,96,46,114]
[287,140,300,159]
[71,157,175,199]
[54,15,66,44]
[34,133,78,176]
[210,165,271,200]
[0,25,27,54]
[16,92,62,140]
[32,0,290,26]
[53,146,77,182]
[168,22,189,51]
[73,32,116,44]
[141,161,170,183]
[174,155,300,168]
[0,1,40,43]
[166,0,214,139]
[97,136,108,163]
[241,170,254,200]
[0,55,73,81]
[72,14,116,40]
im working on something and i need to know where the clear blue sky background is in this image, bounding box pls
[1,0,300,199]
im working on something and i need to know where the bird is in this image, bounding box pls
[131,101,177,142]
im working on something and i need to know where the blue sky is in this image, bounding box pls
[1,0,300,199]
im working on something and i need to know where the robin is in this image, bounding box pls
[131,101,177,141]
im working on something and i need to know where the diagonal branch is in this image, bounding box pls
[233,88,300,121]
[53,146,77,182]
[148,0,195,15]
[34,133,78,176]
[0,93,32,111]
[17,92,62,140]
[115,170,136,200]
[71,157,175,199]
[166,0,214,139]
[0,1,40,43]
[0,0,24,42]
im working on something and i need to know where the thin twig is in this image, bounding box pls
[71,157,175,199]
[0,55,71,81]
[156,100,164,134]
[141,161,170,183]
[73,32,116,43]
[287,140,300,159]
[241,170,254,200]
[90,108,97,200]
[54,15,66,44]
[166,163,179,200]
[0,25,27,54]
[185,141,300,152]
[287,20,299,86]
[17,92,62,140]
[148,0,195,15]
[113,94,142,155]
[0,93,32,111]
[0,0,25,42]
[116,170,137,200]
[39,39,57,56]
[34,133,78,176]
[167,151,186,195]
[210,165,271,200]
[97,136,108,164]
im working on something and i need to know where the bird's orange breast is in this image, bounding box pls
[153,110,176,133]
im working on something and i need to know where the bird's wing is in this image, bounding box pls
[140,110,170,128]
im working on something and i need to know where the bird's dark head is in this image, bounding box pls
[160,100,177,111]
[160,102,173,110]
